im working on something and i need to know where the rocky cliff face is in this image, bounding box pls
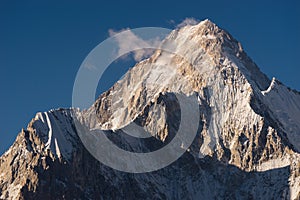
[0,20,299,200]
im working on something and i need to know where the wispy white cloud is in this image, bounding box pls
[83,62,97,71]
[108,28,162,62]
[176,18,199,28]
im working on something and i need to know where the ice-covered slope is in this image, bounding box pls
[29,109,79,160]
[0,19,299,199]
[261,78,300,152]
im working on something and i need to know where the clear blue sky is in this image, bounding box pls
[0,0,299,154]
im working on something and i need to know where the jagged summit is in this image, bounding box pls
[171,19,271,90]
[0,20,299,199]
[179,18,222,35]
[174,18,239,54]
[178,19,219,30]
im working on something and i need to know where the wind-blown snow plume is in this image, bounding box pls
[176,17,199,28]
[108,28,162,61]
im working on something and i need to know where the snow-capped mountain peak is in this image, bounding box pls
[0,20,299,199]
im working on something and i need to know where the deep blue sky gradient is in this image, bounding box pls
[0,0,299,154]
